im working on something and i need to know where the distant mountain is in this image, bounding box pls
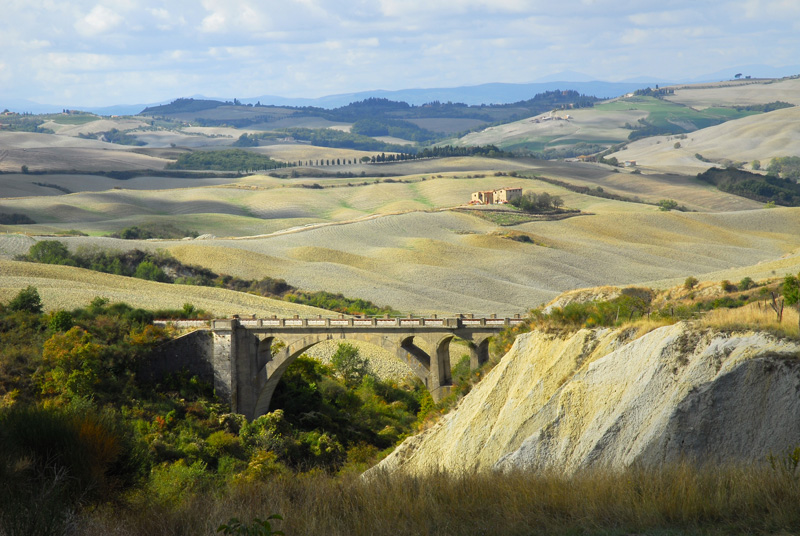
[0,98,160,116]
[5,64,799,115]
[244,81,668,109]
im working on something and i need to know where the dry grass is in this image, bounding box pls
[79,462,800,536]
[700,301,800,339]
[0,258,326,317]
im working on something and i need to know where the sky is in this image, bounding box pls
[1,0,799,107]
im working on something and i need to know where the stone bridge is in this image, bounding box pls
[151,315,523,420]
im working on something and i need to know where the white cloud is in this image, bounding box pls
[75,5,123,36]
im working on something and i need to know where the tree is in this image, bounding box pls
[657,199,679,211]
[331,343,369,388]
[9,285,43,314]
[26,240,73,264]
[684,276,698,290]
[782,273,800,329]
[751,159,761,170]
[133,261,170,283]
[49,310,74,332]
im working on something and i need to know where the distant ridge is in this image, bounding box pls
[3,63,799,115]
[242,81,662,109]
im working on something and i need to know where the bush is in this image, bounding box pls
[657,199,679,211]
[8,285,43,314]
[720,280,736,293]
[48,310,74,332]
[684,276,699,290]
[738,277,754,291]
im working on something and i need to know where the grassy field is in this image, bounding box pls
[0,258,326,317]
[78,463,800,536]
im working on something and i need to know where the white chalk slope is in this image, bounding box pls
[371,323,800,475]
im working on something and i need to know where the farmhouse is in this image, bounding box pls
[471,190,495,204]
[471,187,522,205]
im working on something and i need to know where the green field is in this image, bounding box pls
[596,96,756,136]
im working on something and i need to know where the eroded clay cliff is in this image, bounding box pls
[370,323,800,476]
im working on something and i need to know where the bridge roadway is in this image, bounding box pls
[153,315,524,420]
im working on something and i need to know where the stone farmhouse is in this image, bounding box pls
[471,187,522,205]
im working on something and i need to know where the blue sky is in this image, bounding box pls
[1,0,799,106]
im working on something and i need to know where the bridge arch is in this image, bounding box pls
[252,331,450,419]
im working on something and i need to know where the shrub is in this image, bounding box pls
[720,280,736,293]
[657,199,679,211]
[48,310,74,332]
[684,276,699,290]
[738,277,754,291]
[8,285,43,314]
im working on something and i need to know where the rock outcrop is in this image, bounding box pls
[369,323,800,476]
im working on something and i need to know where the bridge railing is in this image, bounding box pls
[155,315,526,330]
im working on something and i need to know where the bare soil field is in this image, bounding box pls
[253,144,379,164]
[41,118,149,137]
[129,207,800,316]
[132,130,235,148]
[457,107,642,150]
[607,106,800,173]
[0,132,171,172]
[665,78,800,109]
[0,173,239,198]
[519,159,763,212]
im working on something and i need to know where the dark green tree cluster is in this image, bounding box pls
[509,191,564,213]
[0,212,36,224]
[766,156,800,180]
[351,117,438,141]
[79,128,146,146]
[0,114,53,133]
[697,167,800,206]
[167,149,291,171]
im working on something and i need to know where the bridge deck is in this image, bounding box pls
[156,316,525,331]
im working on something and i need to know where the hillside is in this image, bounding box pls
[0,258,327,317]
[0,131,171,172]
[370,320,800,476]
[607,105,800,174]
[664,77,800,109]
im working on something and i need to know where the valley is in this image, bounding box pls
[2,75,800,536]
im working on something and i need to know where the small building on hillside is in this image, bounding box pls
[495,187,522,204]
[472,190,495,205]
[471,187,522,205]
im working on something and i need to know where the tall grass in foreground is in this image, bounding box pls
[701,302,800,339]
[80,462,800,536]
